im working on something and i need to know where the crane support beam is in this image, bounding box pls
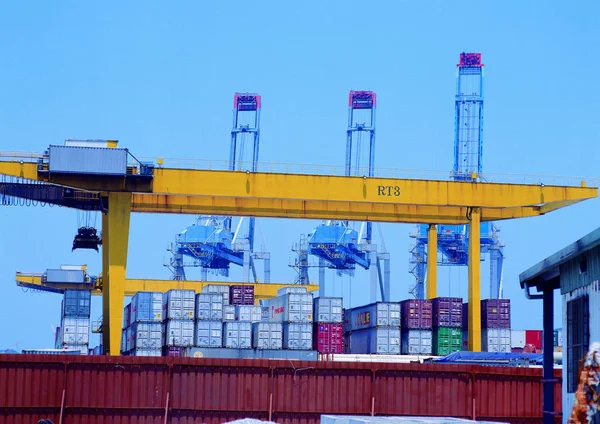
[468,207,482,352]
[426,224,437,299]
[15,273,318,300]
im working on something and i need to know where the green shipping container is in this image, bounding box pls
[433,327,462,356]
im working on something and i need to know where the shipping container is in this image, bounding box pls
[400,299,433,329]
[282,322,313,350]
[252,322,283,349]
[162,346,185,357]
[261,306,269,321]
[401,329,433,355]
[60,317,90,345]
[202,284,230,304]
[349,327,401,355]
[525,329,542,350]
[45,268,86,284]
[62,289,91,317]
[432,297,462,328]
[125,325,133,352]
[480,299,511,329]
[48,145,128,175]
[314,297,343,323]
[185,347,242,359]
[511,329,526,348]
[163,320,194,347]
[348,302,401,331]
[123,303,131,328]
[195,293,223,321]
[129,348,162,357]
[194,320,223,348]
[130,291,163,322]
[482,328,511,353]
[229,285,255,305]
[277,286,307,296]
[121,329,127,353]
[432,327,462,356]
[163,289,195,320]
[223,304,236,321]
[555,327,564,347]
[224,322,252,349]
[267,293,314,323]
[48,345,88,355]
[235,305,262,323]
[313,323,344,354]
[129,322,162,349]
[239,348,319,361]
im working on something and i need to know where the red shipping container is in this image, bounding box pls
[313,323,344,354]
[229,285,255,305]
[525,330,542,350]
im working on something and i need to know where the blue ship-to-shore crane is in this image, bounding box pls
[166,93,270,283]
[409,53,504,300]
[291,91,390,302]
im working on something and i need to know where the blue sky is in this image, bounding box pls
[1,1,598,350]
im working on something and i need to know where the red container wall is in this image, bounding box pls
[229,285,255,305]
[313,323,344,354]
[0,354,562,424]
[525,330,543,350]
[400,299,432,329]
[432,297,462,328]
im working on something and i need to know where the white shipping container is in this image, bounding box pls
[194,320,223,347]
[511,329,526,348]
[482,329,511,353]
[401,330,432,355]
[314,297,343,323]
[282,323,313,350]
[235,305,262,323]
[348,302,401,331]
[349,328,401,355]
[126,325,133,352]
[224,322,252,349]
[163,290,195,320]
[195,293,224,321]
[261,306,269,321]
[130,322,163,349]
[129,348,162,357]
[267,293,313,323]
[121,329,127,353]
[223,305,236,321]
[60,317,90,345]
[557,328,564,347]
[56,344,88,355]
[203,284,230,305]
[163,320,194,347]
[276,286,307,297]
[252,322,283,349]
[131,292,163,322]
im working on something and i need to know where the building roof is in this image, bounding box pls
[519,226,600,290]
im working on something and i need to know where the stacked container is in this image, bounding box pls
[346,302,401,354]
[235,305,262,323]
[252,322,283,349]
[224,322,252,348]
[194,293,223,348]
[313,297,344,354]
[266,292,314,350]
[202,285,230,305]
[229,285,255,305]
[431,297,462,356]
[400,299,433,355]
[125,292,164,357]
[463,299,511,352]
[57,290,91,354]
[163,290,195,348]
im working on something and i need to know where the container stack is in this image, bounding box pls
[229,285,255,305]
[252,322,283,349]
[163,290,195,350]
[400,299,433,355]
[346,302,401,354]
[56,290,91,354]
[125,292,164,357]
[431,297,462,356]
[463,299,511,352]
[224,322,252,348]
[202,284,230,305]
[267,290,314,350]
[194,293,223,348]
[313,297,344,354]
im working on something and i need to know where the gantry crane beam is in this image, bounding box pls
[15,272,317,300]
[1,155,597,355]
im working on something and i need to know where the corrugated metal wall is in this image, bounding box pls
[560,245,600,294]
[0,355,562,424]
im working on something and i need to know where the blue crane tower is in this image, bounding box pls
[409,53,504,300]
[292,91,390,302]
[166,93,270,283]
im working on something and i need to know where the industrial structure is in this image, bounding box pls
[165,93,270,283]
[0,137,595,355]
[409,53,505,300]
[296,91,391,302]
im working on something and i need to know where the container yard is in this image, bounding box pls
[1,5,598,422]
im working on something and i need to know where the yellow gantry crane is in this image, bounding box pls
[0,142,597,355]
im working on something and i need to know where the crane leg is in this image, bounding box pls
[101,192,131,356]
[468,208,482,352]
[426,224,438,299]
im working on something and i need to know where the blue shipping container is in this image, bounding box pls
[131,292,163,322]
[348,327,401,355]
[62,290,91,317]
[348,302,401,330]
